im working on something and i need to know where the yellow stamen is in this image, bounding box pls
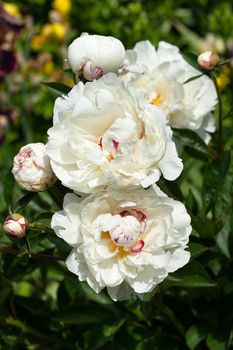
[151,95,162,106]
[101,231,130,259]
[107,153,114,162]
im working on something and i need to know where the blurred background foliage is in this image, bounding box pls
[0,0,233,349]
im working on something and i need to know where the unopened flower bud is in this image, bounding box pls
[4,213,27,238]
[67,33,125,81]
[12,143,57,192]
[82,61,103,81]
[197,51,219,70]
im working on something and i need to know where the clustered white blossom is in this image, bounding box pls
[12,33,218,301]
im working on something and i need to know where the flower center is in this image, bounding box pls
[99,137,120,162]
[100,208,147,257]
[151,94,163,106]
[108,215,141,248]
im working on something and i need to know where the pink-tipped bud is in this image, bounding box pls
[12,143,57,192]
[4,213,27,238]
[197,51,219,70]
[82,61,103,81]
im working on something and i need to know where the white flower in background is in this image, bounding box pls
[12,143,57,192]
[197,51,219,70]
[124,40,217,143]
[46,74,183,193]
[52,188,191,301]
[68,33,125,81]
[4,213,27,238]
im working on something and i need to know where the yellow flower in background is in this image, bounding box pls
[3,2,21,17]
[31,35,46,51]
[42,23,66,41]
[216,66,231,91]
[53,0,71,19]
[31,22,67,50]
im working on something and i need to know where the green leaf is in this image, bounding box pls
[173,128,210,159]
[42,82,71,97]
[0,275,12,305]
[202,151,231,214]
[192,215,222,239]
[206,332,230,350]
[189,243,209,260]
[153,300,185,336]
[15,192,37,212]
[159,178,183,201]
[183,53,199,70]
[52,305,113,324]
[224,106,233,120]
[215,151,233,220]
[216,215,232,259]
[161,261,216,289]
[186,189,199,215]
[183,74,204,84]
[63,68,75,79]
[35,212,54,221]
[186,324,208,350]
[84,319,125,350]
[1,170,19,208]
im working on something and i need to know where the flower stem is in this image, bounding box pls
[28,222,54,234]
[0,244,65,261]
[212,74,223,153]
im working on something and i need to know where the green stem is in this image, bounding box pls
[28,222,54,234]
[216,58,231,67]
[153,300,185,337]
[2,317,56,341]
[212,74,223,153]
[0,244,65,261]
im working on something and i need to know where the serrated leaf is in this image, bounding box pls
[42,82,71,97]
[173,128,210,159]
[186,324,208,350]
[202,151,231,214]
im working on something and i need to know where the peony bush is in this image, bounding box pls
[0,2,233,348]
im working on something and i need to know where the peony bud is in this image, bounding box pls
[197,51,219,70]
[12,143,57,192]
[67,33,125,81]
[4,213,27,238]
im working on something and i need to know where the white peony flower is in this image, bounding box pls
[46,74,183,193]
[124,40,217,143]
[12,143,57,192]
[68,33,125,81]
[51,188,191,301]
